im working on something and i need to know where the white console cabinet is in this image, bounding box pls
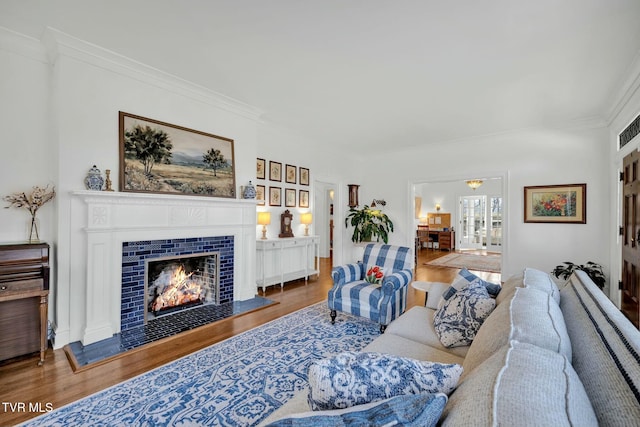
[256,236,319,292]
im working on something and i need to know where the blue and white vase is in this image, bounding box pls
[85,165,104,191]
[243,181,256,199]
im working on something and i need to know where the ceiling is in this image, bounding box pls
[2,0,640,151]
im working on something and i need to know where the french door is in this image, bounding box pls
[459,195,503,251]
[460,196,486,249]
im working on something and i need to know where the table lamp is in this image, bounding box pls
[257,212,271,240]
[300,212,312,236]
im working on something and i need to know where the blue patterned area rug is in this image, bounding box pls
[23,302,380,427]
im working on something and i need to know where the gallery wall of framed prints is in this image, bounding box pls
[256,157,310,208]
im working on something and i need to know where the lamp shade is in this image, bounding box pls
[300,213,313,225]
[257,211,271,225]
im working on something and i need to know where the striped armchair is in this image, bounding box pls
[328,244,413,333]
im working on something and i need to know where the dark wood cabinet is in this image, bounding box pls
[438,231,455,251]
[0,243,49,365]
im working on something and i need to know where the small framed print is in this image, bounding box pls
[299,167,309,186]
[269,186,282,206]
[299,189,309,208]
[256,184,265,205]
[269,161,282,181]
[285,188,296,207]
[256,158,266,180]
[285,164,297,184]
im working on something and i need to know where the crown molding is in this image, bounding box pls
[605,49,640,127]
[40,27,264,122]
[0,26,48,63]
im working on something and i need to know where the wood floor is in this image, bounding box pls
[0,248,500,425]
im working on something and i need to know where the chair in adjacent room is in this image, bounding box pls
[328,243,413,333]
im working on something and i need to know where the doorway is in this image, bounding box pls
[411,174,507,270]
[314,180,339,268]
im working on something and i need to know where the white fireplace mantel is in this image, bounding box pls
[60,191,257,346]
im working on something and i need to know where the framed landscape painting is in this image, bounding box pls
[524,183,586,224]
[119,112,236,198]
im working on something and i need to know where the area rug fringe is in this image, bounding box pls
[425,252,501,273]
[22,301,380,427]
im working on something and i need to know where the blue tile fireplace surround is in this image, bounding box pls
[121,236,234,331]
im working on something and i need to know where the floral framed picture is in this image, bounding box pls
[299,189,309,208]
[269,161,282,182]
[524,183,586,224]
[119,111,236,198]
[285,188,296,207]
[256,184,265,205]
[285,164,297,184]
[256,158,266,180]
[299,167,309,186]
[269,186,282,206]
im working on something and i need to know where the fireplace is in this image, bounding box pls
[121,235,234,331]
[65,191,256,348]
[145,252,219,322]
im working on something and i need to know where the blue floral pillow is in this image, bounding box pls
[266,393,448,427]
[434,280,496,348]
[441,268,501,304]
[307,351,462,411]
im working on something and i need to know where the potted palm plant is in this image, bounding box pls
[345,205,394,243]
[551,261,605,290]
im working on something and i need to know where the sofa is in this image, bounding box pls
[261,268,640,426]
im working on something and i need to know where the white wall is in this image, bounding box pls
[0,31,55,243]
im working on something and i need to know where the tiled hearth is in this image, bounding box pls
[67,297,274,367]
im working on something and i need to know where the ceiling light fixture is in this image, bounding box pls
[466,180,484,190]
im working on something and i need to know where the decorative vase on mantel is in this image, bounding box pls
[85,165,104,191]
[243,181,256,199]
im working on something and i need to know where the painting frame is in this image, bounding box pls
[270,161,282,182]
[299,189,309,208]
[256,184,266,206]
[256,158,266,180]
[269,186,282,206]
[285,188,296,207]
[299,167,310,186]
[524,183,586,224]
[119,112,236,198]
[285,164,297,184]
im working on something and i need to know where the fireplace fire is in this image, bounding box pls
[149,265,204,314]
[145,252,219,322]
